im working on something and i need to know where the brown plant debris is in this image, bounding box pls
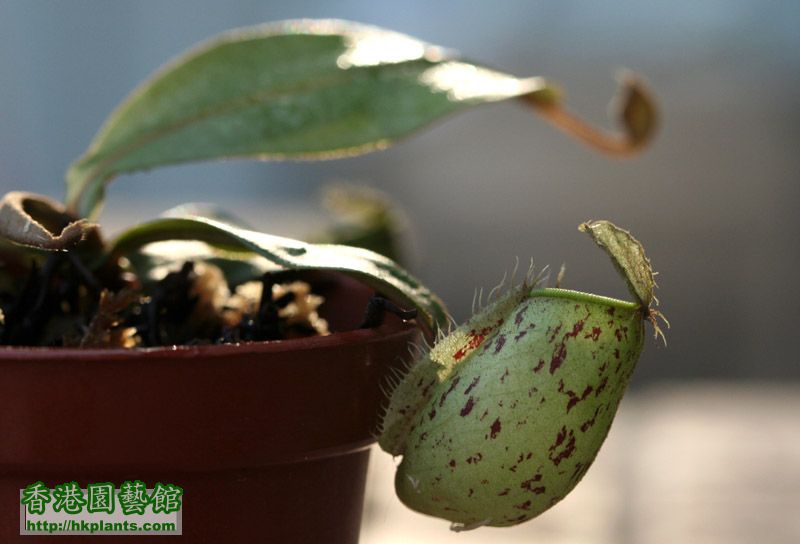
[80,288,141,348]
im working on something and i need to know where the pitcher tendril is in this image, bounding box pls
[523,74,657,156]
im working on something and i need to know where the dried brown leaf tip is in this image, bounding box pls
[0,192,97,251]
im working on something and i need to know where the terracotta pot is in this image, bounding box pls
[0,272,418,543]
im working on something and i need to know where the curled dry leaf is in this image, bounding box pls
[0,192,97,251]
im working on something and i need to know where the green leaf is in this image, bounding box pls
[119,204,278,288]
[579,219,657,308]
[121,238,268,289]
[109,214,449,338]
[65,19,557,219]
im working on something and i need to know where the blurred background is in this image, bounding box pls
[1,1,798,542]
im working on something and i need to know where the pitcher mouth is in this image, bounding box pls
[528,287,641,311]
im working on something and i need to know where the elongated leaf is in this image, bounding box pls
[65,19,560,219]
[109,215,449,337]
[120,238,270,289]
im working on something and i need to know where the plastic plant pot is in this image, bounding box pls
[0,272,418,543]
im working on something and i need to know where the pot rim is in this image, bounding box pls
[0,318,419,362]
